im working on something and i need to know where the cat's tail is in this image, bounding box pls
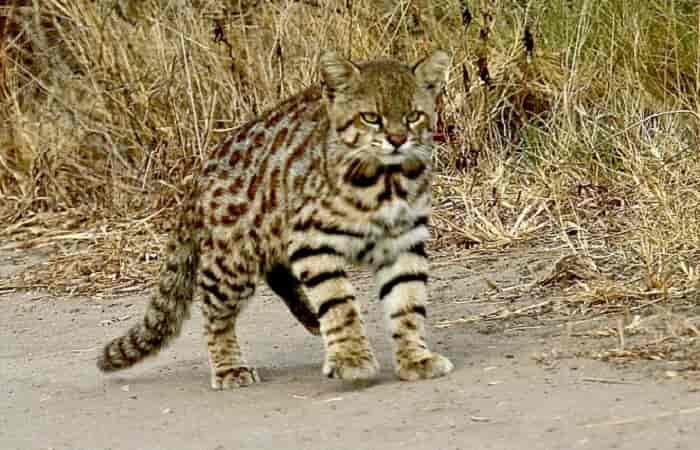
[97,216,199,372]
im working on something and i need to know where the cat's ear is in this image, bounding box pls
[320,51,360,94]
[412,50,450,94]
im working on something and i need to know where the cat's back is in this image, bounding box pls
[206,86,327,178]
[195,86,329,235]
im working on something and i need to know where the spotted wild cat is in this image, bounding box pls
[97,50,454,389]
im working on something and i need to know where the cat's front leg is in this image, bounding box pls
[288,240,379,381]
[375,242,453,380]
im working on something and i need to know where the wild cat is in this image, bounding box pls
[97,50,454,389]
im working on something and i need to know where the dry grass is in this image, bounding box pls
[1,0,699,368]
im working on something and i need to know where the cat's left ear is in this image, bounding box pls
[412,50,450,94]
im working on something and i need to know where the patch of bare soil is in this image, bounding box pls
[1,247,699,450]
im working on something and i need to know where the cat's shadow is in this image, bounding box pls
[100,357,444,393]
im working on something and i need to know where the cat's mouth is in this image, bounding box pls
[379,140,409,157]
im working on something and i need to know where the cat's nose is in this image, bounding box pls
[386,133,407,149]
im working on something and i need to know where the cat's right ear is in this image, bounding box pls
[320,51,359,95]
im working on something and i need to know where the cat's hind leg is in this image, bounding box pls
[198,245,260,390]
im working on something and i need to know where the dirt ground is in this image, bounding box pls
[2,247,699,450]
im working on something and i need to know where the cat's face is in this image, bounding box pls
[321,51,449,167]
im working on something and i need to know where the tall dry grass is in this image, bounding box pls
[1,0,699,320]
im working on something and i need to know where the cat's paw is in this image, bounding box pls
[323,348,380,381]
[395,352,453,381]
[211,366,260,390]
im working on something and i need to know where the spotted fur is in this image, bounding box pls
[97,51,453,389]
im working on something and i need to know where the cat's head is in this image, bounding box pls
[320,50,449,169]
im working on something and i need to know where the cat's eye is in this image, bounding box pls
[405,111,423,124]
[360,112,382,125]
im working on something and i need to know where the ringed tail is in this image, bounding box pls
[97,228,198,372]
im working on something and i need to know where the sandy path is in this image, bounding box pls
[1,250,699,450]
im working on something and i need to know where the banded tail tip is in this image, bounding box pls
[96,343,129,373]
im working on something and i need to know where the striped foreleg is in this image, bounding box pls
[289,242,379,381]
[376,243,453,381]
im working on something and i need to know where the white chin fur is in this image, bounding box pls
[378,153,405,165]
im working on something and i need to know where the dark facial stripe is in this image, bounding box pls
[317,295,354,319]
[390,305,427,319]
[336,115,357,133]
[303,269,347,289]
[379,273,428,299]
[289,245,343,264]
